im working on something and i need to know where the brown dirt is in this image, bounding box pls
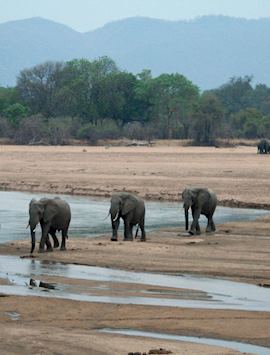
[1,144,270,207]
[0,144,270,354]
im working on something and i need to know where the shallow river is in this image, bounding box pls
[0,191,269,354]
[0,191,268,243]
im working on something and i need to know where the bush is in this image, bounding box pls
[0,117,13,138]
[47,117,74,145]
[14,115,48,144]
[77,119,120,144]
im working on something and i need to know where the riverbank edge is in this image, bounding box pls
[1,183,270,210]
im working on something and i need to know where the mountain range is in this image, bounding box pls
[0,16,269,89]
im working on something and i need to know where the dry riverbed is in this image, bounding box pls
[0,144,270,354]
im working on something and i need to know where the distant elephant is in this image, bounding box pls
[182,187,217,235]
[28,197,71,253]
[257,139,270,154]
[110,192,146,242]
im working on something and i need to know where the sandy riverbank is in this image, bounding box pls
[1,144,270,354]
[1,144,270,207]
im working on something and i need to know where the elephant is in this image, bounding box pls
[257,139,270,154]
[109,192,146,242]
[28,197,71,253]
[182,187,217,235]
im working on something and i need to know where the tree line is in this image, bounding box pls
[0,56,270,145]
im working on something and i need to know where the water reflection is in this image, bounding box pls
[100,329,270,355]
[0,255,269,311]
[0,191,268,244]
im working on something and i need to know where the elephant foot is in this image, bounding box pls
[46,247,53,252]
[111,237,118,241]
[60,246,66,251]
[123,237,133,241]
[54,242,60,248]
[38,248,45,253]
[140,236,146,242]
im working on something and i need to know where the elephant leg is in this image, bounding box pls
[190,208,201,235]
[195,222,201,234]
[123,219,133,241]
[49,227,59,248]
[111,219,120,241]
[60,229,68,251]
[139,217,146,241]
[206,218,212,233]
[45,236,53,252]
[39,223,50,253]
[130,224,134,238]
[206,215,216,232]
[210,218,216,232]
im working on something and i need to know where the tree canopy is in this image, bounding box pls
[0,57,269,145]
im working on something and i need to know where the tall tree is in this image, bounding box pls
[192,93,224,145]
[149,74,199,138]
[213,76,253,114]
[17,61,64,116]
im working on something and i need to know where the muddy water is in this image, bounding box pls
[0,191,268,244]
[0,255,270,311]
[100,329,270,355]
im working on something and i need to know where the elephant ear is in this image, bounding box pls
[122,195,137,215]
[43,200,58,223]
[197,188,211,202]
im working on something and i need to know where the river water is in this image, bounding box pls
[0,190,269,353]
[0,191,268,244]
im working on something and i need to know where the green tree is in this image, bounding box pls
[3,103,28,128]
[94,71,137,124]
[17,61,65,116]
[56,57,119,121]
[213,76,253,114]
[192,93,224,145]
[145,73,199,138]
[231,108,263,138]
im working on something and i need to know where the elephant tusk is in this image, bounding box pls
[112,212,119,222]
[26,222,29,229]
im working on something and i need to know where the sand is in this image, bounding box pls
[0,144,270,354]
[1,144,270,207]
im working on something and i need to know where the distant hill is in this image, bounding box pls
[1,16,270,89]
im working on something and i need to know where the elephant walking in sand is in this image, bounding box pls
[182,187,217,235]
[28,197,71,253]
[109,192,146,242]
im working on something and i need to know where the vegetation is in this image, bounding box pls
[0,57,269,145]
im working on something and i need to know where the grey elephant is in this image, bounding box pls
[257,139,270,154]
[28,197,71,253]
[109,192,146,242]
[182,187,217,235]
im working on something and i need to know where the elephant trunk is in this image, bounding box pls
[110,205,119,222]
[29,219,37,254]
[30,229,36,254]
[185,206,189,231]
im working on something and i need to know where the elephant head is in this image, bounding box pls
[110,193,137,221]
[182,188,195,231]
[29,199,44,253]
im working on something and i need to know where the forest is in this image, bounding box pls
[0,56,270,145]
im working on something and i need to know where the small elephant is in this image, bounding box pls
[182,187,217,235]
[257,139,270,154]
[28,197,71,253]
[110,192,146,242]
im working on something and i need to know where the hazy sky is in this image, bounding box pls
[0,0,270,32]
